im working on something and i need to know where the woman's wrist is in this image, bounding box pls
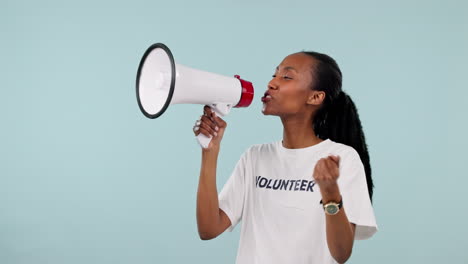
[202,147,220,157]
[320,184,341,203]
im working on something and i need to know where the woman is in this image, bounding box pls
[194,51,377,264]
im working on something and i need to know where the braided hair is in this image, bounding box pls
[301,51,374,202]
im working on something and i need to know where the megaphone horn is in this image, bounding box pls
[136,43,254,148]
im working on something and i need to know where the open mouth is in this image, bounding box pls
[262,91,272,102]
[261,95,272,102]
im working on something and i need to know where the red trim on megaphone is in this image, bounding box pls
[234,75,254,108]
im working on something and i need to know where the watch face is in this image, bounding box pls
[325,204,339,215]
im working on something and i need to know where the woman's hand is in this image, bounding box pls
[313,155,341,202]
[193,105,227,151]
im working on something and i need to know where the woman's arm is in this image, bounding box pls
[194,106,231,240]
[314,155,355,263]
[321,188,356,263]
[196,148,231,240]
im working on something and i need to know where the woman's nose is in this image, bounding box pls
[268,78,278,90]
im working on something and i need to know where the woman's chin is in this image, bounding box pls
[261,105,269,115]
[262,103,279,116]
[261,108,273,116]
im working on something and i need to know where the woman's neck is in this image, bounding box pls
[280,116,322,149]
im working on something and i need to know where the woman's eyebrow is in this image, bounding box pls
[276,66,298,73]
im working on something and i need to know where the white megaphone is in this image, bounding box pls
[136,43,254,148]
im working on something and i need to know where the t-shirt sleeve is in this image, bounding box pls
[218,150,248,232]
[337,148,378,240]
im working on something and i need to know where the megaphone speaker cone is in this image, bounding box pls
[136,43,176,119]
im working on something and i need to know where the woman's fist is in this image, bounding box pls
[313,155,341,200]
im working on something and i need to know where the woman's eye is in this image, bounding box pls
[272,74,292,80]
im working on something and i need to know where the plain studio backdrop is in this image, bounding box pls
[1,0,466,263]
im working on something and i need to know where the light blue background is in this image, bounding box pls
[1,0,467,263]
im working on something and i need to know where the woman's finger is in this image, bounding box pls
[314,160,325,179]
[213,113,227,128]
[198,126,212,138]
[328,155,340,165]
[210,111,218,125]
[199,119,216,136]
[324,158,339,179]
[203,105,213,117]
[193,125,200,135]
[201,115,218,132]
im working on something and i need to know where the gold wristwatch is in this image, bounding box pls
[320,198,343,215]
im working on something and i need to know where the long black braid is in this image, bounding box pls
[302,51,374,202]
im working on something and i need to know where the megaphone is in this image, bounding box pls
[136,43,254,148]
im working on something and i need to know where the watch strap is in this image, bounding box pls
[320,198,343,209]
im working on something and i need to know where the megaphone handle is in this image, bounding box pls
[196,104,230,149]
[196,133,213,149]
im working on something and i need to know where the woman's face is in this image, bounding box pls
[262,53,321,117]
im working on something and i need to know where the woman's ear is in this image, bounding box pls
[307,90,326,105]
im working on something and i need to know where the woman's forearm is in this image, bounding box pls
[196,148,221,239]
[322,191,355,263]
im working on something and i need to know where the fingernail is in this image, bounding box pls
[215,126,219,131]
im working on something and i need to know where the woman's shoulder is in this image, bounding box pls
[326,139,362,162]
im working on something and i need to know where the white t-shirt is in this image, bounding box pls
[218,138,378,264]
